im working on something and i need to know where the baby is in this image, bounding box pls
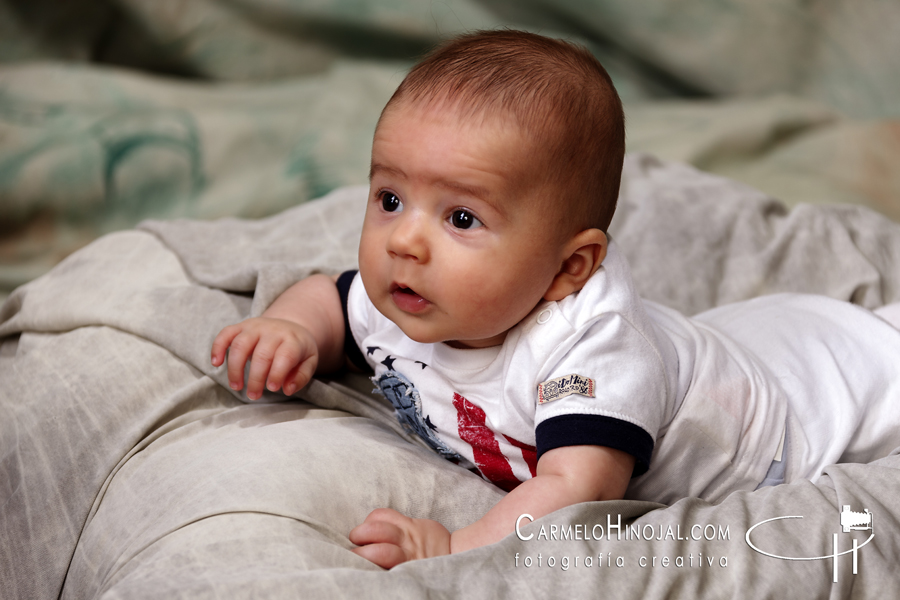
[211,30,900,568]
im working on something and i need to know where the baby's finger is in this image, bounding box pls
[351,543,407,569]
[210,324,241,367]
[283,355,317,396]
[246,337,281,400]
[349,518,404,548]
[265,344,304,393]
[224,330,260,391]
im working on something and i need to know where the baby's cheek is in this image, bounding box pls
[357,252,382,290]
[465,289,520,327]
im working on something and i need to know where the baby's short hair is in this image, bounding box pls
[382,29,625,233]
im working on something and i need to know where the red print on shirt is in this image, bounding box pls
[452,393,537,492]
[503,434,538,478]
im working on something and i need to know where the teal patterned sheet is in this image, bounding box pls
[1,0,899,299]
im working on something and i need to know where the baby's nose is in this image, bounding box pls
[386,215,430,262]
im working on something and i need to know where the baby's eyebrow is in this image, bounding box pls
[369,163,404,181]
[433,178,491,203]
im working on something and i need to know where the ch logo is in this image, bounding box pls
[745,504,875,583]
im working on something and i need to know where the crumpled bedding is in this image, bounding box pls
[3,155,900,599]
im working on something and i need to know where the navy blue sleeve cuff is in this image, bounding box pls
[535,414,654,477]
[336,270,370,372]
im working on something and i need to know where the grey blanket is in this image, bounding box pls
[2,155,900,599]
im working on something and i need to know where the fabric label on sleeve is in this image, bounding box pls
[537,374,595,404]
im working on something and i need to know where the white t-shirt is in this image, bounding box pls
[341,242,900,504]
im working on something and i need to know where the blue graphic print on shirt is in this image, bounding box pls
[372,366,463,462]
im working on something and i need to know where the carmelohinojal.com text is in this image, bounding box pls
[514,513,730,570]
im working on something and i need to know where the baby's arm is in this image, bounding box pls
[349,444,634,568]
[210,274,345,399]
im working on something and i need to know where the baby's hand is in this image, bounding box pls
[349,508,451,568]
[211,317,319,400]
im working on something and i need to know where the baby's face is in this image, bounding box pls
[358,102,571,348]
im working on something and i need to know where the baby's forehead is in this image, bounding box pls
[379,105,548,184]
[379,99,550,167]
[379,98,573,195]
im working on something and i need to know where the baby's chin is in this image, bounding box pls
[393,323,450,346]
[396,322,505,349]
[439,331,510,350]
[370,297,509,348]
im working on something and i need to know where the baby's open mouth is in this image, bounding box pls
[391,284,430,313]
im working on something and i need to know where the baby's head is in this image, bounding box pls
[359,30,625,349]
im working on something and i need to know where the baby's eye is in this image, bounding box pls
[449,209,483,230]
[379,191,403,213]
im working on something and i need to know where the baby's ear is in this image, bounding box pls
[543,229,607,302]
